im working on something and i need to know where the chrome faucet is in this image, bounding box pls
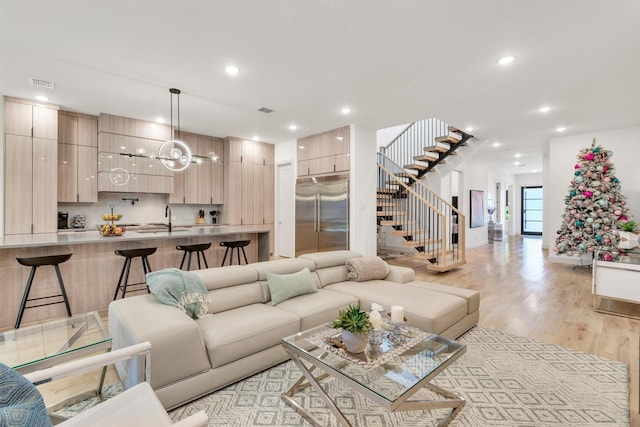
[165,205,172,233]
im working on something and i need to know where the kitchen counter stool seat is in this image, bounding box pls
[15,254,73,329]
[113,247,156,301]
[176,243,211,270]
[219,240,250,266]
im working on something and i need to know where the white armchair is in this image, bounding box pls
[22,342,208,427]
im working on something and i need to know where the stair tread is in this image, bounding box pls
[392,229,426,236]
[404,163,427,170]
[448,126,463,134]
[377,202,397,207]
[377,188,396,193]
[435,135,461,143]
[424,142,450,153]
[414,154,438,162]
[402,239,442,247]
[376,211,407,216]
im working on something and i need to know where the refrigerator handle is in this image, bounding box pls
[315,193,320,232]
[317,192,322,232]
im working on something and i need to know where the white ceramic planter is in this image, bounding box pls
[341,330,369,353]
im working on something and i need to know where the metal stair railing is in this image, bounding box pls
[377,152,466,270]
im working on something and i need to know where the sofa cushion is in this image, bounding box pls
[324,280,468,334]
[274,289,359,330]
[197,304,300,368]
[315,265,349,288]
[267,267,318,305]
[249,258,317,281]
[346,256,389,281]
[299,250,362,269]
[407,281,480,314]
[191,266,258,291]
[0,363,51,427]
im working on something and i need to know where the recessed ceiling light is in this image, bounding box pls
[341,107,351,115]
[465,127,474,132]
[155,117,165,124]
[35,95,48,102]
[539,106,551,113]
[514,153,522,158]
[556,126,566,132]
[492,142,501,147]
[289,124,297,131]
[225,65,239,76]
[514,161,521,166]
[252,135,259,141]
[532,169,537,173]
[497,56,515,65]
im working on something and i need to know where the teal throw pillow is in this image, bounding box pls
[146,268,211,319]
[267,267,317,305]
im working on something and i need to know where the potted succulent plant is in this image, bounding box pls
[618,220,639,242]
[332,304,373,353]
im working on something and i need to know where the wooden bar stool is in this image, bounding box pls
[15,254,73,328]
[176,243,211,270]
[113,248,156,300]
[219,240,250,266]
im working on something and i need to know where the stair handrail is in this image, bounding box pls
[379,152,465,219]
[381,122,416,151]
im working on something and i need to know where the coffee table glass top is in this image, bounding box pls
[282,321,466,403]
[0,312,111,373]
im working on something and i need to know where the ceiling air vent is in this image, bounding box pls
[257,107,274,114]
[29,78,55,90]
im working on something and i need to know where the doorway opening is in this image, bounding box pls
[521,186,543,236]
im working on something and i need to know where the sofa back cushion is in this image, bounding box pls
[191,266,263,313]
[299,250,363,287]
[299,250,362,269]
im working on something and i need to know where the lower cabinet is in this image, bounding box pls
[592,249,640,318]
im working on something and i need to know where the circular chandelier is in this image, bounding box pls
[158,139,192,172]
[159,88,193,172]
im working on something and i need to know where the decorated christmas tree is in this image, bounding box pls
[553,139,632,261]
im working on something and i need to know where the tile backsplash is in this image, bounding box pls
[58,193,222,229]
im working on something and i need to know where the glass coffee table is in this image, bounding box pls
[281,321,466,427]
[0,312,112,415]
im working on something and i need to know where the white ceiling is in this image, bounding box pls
[1,1,639,175]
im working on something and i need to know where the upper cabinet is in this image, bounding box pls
[58,111,98,203]
[169,131,224,205]
[223,138,274,227]
[297,126,350,177]
[4,97,59,234]
[97,113,173,194]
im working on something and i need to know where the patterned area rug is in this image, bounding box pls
[169,326,629,426]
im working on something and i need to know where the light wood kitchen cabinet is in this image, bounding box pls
[169,131,224,205]
[223,138,274,250]
[4,97,59,234]
[297,126,350,177]
[97,113,172,194]
[58,112,98,202]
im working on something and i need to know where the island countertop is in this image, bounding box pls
[0,225,270,249]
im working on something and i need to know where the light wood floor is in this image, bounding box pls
[9,235,639,424]
[388,234,639,425]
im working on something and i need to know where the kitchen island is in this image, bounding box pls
[0,225,270,329]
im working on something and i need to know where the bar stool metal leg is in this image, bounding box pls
[54,264,72,317]
[15,266,38,329]
[179,251,189,270]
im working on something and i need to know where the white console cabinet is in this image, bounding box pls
[592,245,640,318]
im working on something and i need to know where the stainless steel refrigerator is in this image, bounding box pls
[295,177,349,256]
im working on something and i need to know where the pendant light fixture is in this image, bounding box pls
[158,88,192,172]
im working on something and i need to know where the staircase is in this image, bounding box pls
[377,119,472,272]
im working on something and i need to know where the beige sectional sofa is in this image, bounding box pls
[108,250,479,410]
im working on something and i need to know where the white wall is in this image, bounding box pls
[350,124,377,256]
[545,126,640,252]
[376,124,409,148]
[0,100,3,236]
